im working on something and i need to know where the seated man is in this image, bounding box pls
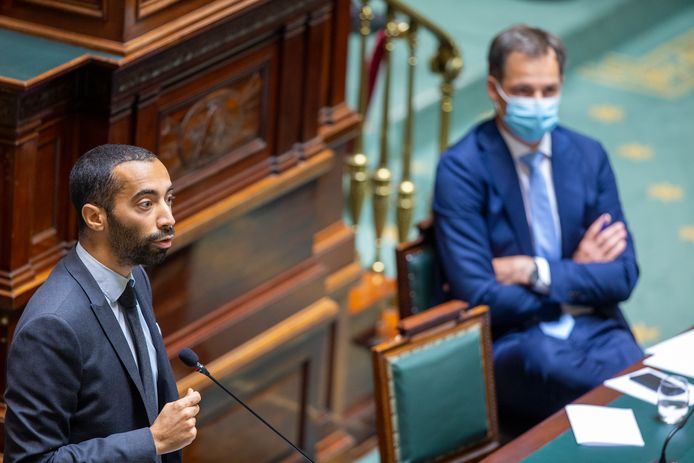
[433,25,642,423]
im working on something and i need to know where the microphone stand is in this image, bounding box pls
[191,361,315,463]
[658,405,694,463]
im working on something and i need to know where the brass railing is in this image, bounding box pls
[346,0,463,273]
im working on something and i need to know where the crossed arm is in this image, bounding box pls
[433,145,638,330]
[493,213,628,286]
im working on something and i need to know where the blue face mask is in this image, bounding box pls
[495,83,560,143]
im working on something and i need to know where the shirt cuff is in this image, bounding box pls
[533,257,551,294]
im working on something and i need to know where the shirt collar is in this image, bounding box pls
[497,122,552,161]
[75,242,134,304]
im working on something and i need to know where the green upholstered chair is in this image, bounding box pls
[372,302,500,463]
[395,219,447,319]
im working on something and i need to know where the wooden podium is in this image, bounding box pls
[0,0,362,460]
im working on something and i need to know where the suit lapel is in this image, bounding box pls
[64,248,156,423]
[480,122,534,255]
[551,129,584,257]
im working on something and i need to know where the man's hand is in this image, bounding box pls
[492,255,535,285]
[151,388,201,455]
[573,214,627,263]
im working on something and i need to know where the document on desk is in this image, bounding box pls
[646,329,694,356]
[604,367,694,405]
[643,330,694,378]
[565,405,645,447]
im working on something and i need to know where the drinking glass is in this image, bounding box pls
[657,375,690,424]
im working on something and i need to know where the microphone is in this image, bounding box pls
[658,406,694,463]
[178,348,315,463]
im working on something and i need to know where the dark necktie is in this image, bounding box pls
[118,283,158,420]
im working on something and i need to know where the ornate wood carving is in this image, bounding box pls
[146,43,277,220]
[159,72,262,179]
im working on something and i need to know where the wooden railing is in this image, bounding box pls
[345,0,463,273]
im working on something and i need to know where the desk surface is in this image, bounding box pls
[482,362,694,462]
[0,28,118,86]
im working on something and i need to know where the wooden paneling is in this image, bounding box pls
[299,5,331,154]
[149,181,324,371]
[29,117,76,269]
[179,299,337,461]
[0,0,249,47]
[150,42,279,220]
[137,0,184,20]
[17,0,107,19]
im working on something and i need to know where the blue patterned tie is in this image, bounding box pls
[521,151,560,261]
[522,151,574,339]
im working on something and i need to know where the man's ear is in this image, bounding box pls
[486,76,500,105]
[82,204,107,232]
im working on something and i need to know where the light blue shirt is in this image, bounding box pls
[498,126,590,340]
[76,243,159,403]
[499,127,556,292]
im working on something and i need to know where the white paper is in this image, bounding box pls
[642,330,694,378]
[646,329,694,356]
[604,367,694,405]
[565,405,644,447]
[643,352,694,379]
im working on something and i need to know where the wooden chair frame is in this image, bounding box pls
[395,218,439,319]
[372,302,500,463]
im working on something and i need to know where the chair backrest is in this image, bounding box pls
[372,302,500,463]
[395,219,446,319]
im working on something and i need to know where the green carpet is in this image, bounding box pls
[561,8,694,347]
[347,0,694,348]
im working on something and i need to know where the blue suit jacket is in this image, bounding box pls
[5,247,182,463]
[433,120,638,338]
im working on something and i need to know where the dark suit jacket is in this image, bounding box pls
[4,247,182,463]
[433,120,638,338]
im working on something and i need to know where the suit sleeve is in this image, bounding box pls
[4,314,157,463]
[433,151,557,330]
[547,145,639,307]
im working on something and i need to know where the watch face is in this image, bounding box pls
[530,263,539,286]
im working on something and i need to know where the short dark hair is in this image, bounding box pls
[488,25,566,81]
[69,144,157,233]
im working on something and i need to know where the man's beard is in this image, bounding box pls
[107,212,175,268]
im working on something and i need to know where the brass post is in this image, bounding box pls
[431,45,462,154]
[397,20,417,243]
[371,166,392,274]
[345,0,373,230]
[439,80,453,154]
[371,11,397,274]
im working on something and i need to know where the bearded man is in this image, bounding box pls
[5,145,201,462]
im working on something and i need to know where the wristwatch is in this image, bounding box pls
[528,259,539,287]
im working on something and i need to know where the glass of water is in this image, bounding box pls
[657,375,690,424]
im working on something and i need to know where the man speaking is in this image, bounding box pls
[5,145,200,462]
